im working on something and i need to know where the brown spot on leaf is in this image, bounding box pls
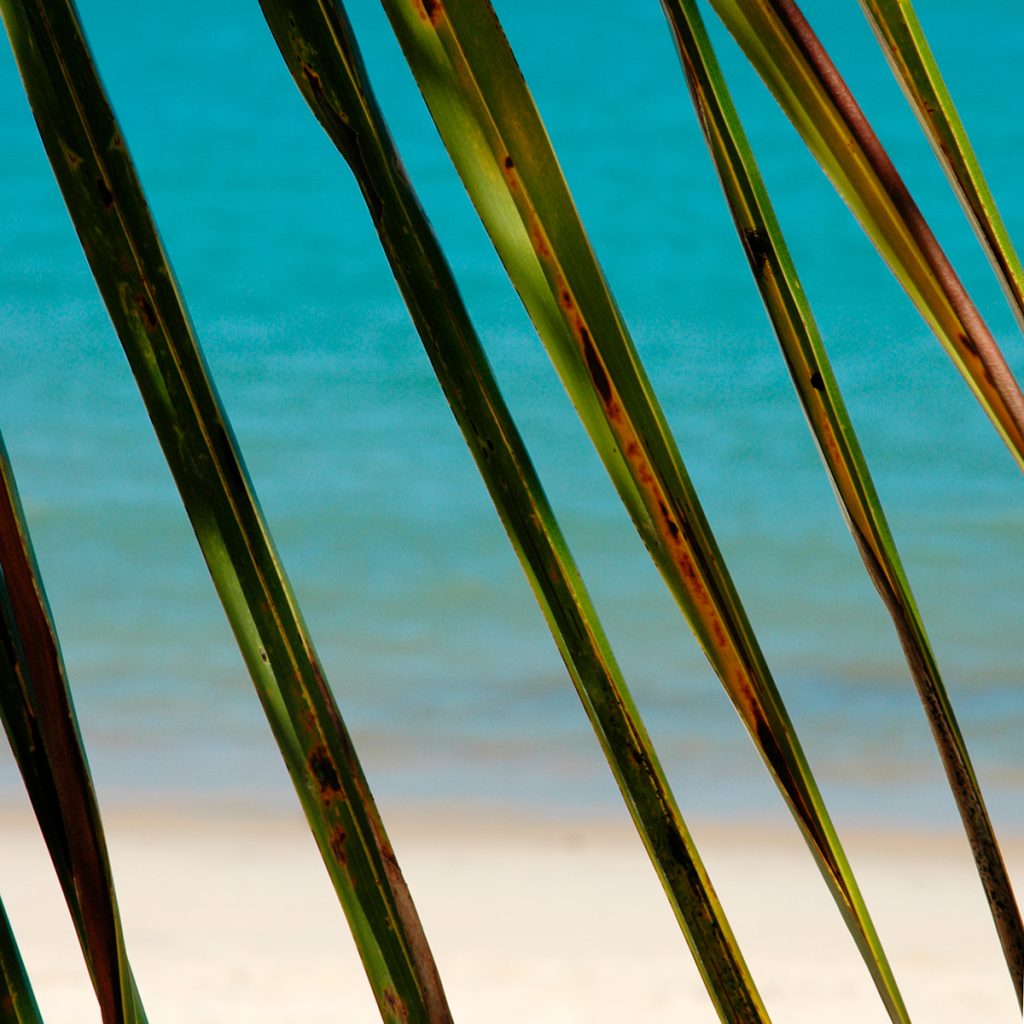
[741,225,771,269]
[300,707,317,736]
[733,667,754,704]
[502,155,517,191]
[711,618,727,649]
[301,62,323,93]
[96,176,114,209]
[658,500,681,542]
[676,551,710,607]
[415,0,442,25]
[382,987,409,1022]
[329,825,347,865]
[580,328,611,405]
[677,551,697,582]
[529,217,551,259]
[957,331,979,358]
[819,420,841,464]
[809,369,824,391]
[134,293,157,332]
[308,744,341,798]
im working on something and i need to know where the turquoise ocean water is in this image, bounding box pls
[0,1,1021,828]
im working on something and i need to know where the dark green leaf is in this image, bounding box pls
[0,437,145,1024]
[378,2,906,1017]
[0,4,446,1021]
[259,2,770,1018]
[708,0,1024,469]
[860,0,1024,333]
[661,0,1023,1005]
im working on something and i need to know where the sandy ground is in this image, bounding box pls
[2,799,1020,1023]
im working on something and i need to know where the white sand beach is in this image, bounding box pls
[3,801,1020,1023]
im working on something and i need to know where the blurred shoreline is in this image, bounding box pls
[3,799,1021,1023]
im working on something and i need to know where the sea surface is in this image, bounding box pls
[0,1,1021,831]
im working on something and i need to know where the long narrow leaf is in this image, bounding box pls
[0,5,448,1022]
[0,898,44,1024]
[859,0,1024,334]
[660,0,1024,1005]
[259,3,769,1019]
[379,3,908,1018]
[0,438,145,1024]
[707,0,1024,469]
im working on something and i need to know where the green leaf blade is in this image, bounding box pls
[0,436,145,1024]
[661,0,1024,1006]
[260,3,771,1019]
[0,899,43,1024]
[1,4,448,1021]
[379,2,909,1018]
[708,0,1024,470]
[860,0,1024,335]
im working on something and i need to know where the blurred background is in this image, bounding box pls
[0,0,1020,830]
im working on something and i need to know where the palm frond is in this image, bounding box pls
[378,2,908,1018]
[258,2,770,1018]
[0,4,448,1021]
[0,437,145,1024]
[660,0,1024,1001]
[0,898,43,1024]
[707,0,1024,468]
[860,0,1024,333]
